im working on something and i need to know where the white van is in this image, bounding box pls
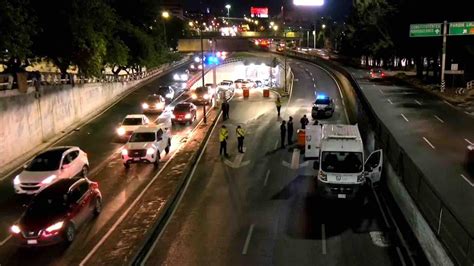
[315,124,382,199]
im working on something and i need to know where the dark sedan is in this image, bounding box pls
[10,178,102,246]
[171,102,197,124]
[156,86,175,102]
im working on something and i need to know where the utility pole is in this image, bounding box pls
[313,21,317,49]
[307,31,310,48]
[200,29,207,124]
[441,20,447,93]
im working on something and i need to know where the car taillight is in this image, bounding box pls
[381,72,385,77]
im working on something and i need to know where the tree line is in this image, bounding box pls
[0,0,183,77]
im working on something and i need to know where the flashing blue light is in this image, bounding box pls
[316,94,328,100]
[206,56,219,65]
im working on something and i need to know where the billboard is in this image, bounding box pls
[293,0,324,6]
[250,7,268,18]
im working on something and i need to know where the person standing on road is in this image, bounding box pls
[275,96,282,117]
[222,100,230,121]
[236,125,245,153]
[219,125,229,157]
[300,115,309,129]
[287,116,294,145]
[280,120,286,149]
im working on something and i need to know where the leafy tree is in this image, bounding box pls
[0,0,36,73]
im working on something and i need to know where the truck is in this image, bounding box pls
[312,124,383,199]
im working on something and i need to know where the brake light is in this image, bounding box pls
[381,72,385,77]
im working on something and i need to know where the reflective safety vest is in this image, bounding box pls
[236,128,245,138]
[275,100,282,107]
[219,128,228,142]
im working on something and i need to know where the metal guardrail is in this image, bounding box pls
[0,57,190,91]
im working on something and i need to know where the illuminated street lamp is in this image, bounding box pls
[161,11,170,48]
[273,25,279,31]
[322,24,326,29]
[225,4,231,17]
[270,21,275,26]
[188,21,194,27]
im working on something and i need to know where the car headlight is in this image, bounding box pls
[319,171,327,181]
[185,113,192,119]
[198,64,203,69]
[191,94,197,99]
[146,148,155,155]
[190,65,195,69]
[156,102,164,109]
[203,94,209,99]
[10,225,21,234]
[142,103,149,109]
[194,56,200,63]
[165,93,173,98]
[117,127,126,136]
[173,74,180,81]
[171,114,176,119]
[121,149,128,156]
[181,74,188,81]
[13,175,20,185]
[41,175,57,185]
[45,221,64,233]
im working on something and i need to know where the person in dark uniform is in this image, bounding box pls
[236,125,245,153]
[287,116,294,145]
[280,120,286,149]
[222,100,230,120]
[300,115,309,129]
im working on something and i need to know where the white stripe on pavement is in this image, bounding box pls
[465,139,473,146]
[321,224,327,255]
[414,100,422,106]
[387,99,393,105]
[242,224,255,255]
[401,114,409,122]
[274,140,279,150]
[422,137,436,150]
[264,170,270,187]
[434,115,444,123]
[461,174,474,187]
[378,89,385,95]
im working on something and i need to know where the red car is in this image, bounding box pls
[10,177,102,246]
[171,102,197,124]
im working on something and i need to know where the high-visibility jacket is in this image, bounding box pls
[219,128,229,142]
[275,100,282,107]
[236,128,245,138]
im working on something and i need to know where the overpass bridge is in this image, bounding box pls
[178,31,302,52]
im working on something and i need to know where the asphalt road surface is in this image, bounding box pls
[0,61,211,265]
[350,67,474,238]
[142,56,417,265]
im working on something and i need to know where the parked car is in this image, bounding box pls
[241,79,256,89]
[142,94,166,113]
[116,114,150,140]
[13,147,89,195]
[10,177,102,246]
[171,102,197,124]
[121,126,171,168]
[219,80,234,90]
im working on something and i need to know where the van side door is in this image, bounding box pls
[364,149,383,186]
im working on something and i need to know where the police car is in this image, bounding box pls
[311,94,335,119]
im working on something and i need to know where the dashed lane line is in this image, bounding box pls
[464,139,473,145]
[242,224,255,255]
[414,100,422,106]
[461,174,474,187]
[401,114,409,122]
[433,115,444,123]
[264,170,270,186]
[422,137,436,150]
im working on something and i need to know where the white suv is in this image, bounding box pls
[116,114,150,140]
[121,126,171,168]
[13,146,89,195]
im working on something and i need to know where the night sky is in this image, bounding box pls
[182,0,352,20]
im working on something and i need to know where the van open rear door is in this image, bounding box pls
[305,125,321,159]
[364,149,383,186]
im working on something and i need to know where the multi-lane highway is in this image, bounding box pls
[0,62,211,265]
[141,55,423,265]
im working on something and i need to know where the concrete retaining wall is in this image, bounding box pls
[0,59,188,172]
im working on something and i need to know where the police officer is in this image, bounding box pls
[280,120,286,149]
[300,115,309,129]
[236,125,245,153]
[222,100,230,121]
[287,116,294,145]
[219,125,229,157]
[275,96,282,117]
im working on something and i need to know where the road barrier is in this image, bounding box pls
[284,50,468,265]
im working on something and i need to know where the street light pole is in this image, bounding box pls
[225,4,231,17]
[200,29,207,124]
[162,11,170,49]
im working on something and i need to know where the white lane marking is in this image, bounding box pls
[400,114,409,122]
[321,224,327,255]
[82,108,218,266]
[274,140,279,150]
[264,170,270,186]
[422,137,436,150]
[396,247,407,266]
[387,99,393,105]
[414,100,422,106]
[309,72,313,76]
[141,112,222,264]
[465,111,472,116]
[242,224,255,255]
[433,115,444,123]
[437,209,443,234]
[290,149,300,169]
[378,89,385,95]
[464,139,473,145]
[0,235,11,246]
[461,174,474,187]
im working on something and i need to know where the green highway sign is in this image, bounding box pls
[409,23,442,37]
[449,21,474,35]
